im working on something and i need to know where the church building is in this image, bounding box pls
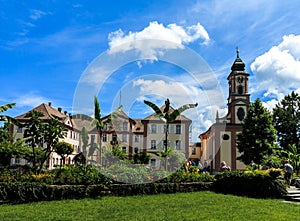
[199,49,250,171]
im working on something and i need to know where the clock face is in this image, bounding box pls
[237,107,245,121]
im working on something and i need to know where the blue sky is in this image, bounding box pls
[2,0,300,141]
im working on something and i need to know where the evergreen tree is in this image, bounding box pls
[237,98,277,165]
[273,91,300,153]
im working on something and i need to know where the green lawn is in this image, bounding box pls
[0,191,298,221]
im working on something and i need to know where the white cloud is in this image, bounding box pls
[131,77,227,141]
[13,93,49,108]
[251,34,300,107]
[107,21,210,59]
[30,9,49,20]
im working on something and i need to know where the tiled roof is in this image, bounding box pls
[15,103,68,121]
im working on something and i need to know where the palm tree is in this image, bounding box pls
[144,98,198,170]
[94,96,122,165]
[0,103,19,126]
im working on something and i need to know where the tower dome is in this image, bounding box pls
[231,47,245,71]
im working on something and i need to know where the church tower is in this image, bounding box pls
[226,48,250,124]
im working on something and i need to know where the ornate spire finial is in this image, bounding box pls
[236,46,240,58]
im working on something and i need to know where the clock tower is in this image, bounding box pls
[226,48,250,124]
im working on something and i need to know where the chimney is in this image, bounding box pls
[48,102,52,107]
[58,107,62,113]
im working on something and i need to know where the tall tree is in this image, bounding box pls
[144,98,198,170]
[273,91,300,153]
[80,126,89,163]
[23,111,45,172]
[23,111,67,173]
[237,98,277,165]
[41,119,67,171]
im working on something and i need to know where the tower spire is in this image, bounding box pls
[236,46,240,58]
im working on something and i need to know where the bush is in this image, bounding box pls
[0,182,108,204]
[50,165,112,185]
[213,170,287,198]
[158,170,215,183]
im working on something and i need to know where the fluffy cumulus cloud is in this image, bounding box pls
[251,34,300,109]
[107,21,210,59]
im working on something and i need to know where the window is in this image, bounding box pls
[16,127,23,133]
[150,159,156,167]
[161,140,170,149]
[102,134,107,142]
[162,125,169,134]
[150,140,157,149]
[134,147,139,153]
[134,135,140,142]
[237,107,245,121]
[122,134,127,142]
[150,124,157,134]
[123,122,128,131]
[91,135,95,144]
[175,140,181,150]
[238,85,243,94]
[175,125,181,134]
[192,147,196,155]
[112,134,117,141]
[15,158,21,164]
[122,146,127,153]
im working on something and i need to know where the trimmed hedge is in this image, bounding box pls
[212,171,287,198]
[0,182,212,204]
[0,182,108,204]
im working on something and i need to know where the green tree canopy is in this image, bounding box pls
[237,98,277,165]
[54,141,74,167]
[273,91,300,153]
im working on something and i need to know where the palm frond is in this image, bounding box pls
[0,103,16,113]
[144,100,164,120]
[105,105,123,124]
[169,103,198,121]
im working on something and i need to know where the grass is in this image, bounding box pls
[0,191,298,221]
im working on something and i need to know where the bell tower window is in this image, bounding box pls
[238,85,243,94]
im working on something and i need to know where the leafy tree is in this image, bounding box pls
[237,98,277,165]
[41,119,67,171]
[273,91,300,154]
[133,151,150,164]
[23,111,45,172]
[144,98,197,170]
[276,144,300,175]
[22,111,67,173]
[0,138,30,167]
[0,121,11,143]
[93,96,122,164]
[54,141,74,168]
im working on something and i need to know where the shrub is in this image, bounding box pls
[213,170,287,198]
[51,165,112,185]
[158,170,215,183]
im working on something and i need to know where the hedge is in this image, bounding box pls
[0,182,212,204]
[212,171,287,198]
